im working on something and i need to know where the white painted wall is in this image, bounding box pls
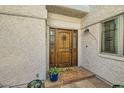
[62,5,90,12]
[47,13,81,29]
[0,6,47,87]
[0,5,47,19]
[47,13,82,68]
[81,5,124,84]
[82,5,124,27]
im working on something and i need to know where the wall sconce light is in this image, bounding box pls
[84,29,89,32]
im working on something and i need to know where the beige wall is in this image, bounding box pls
[0,5,47,19]
[47,13,82,68]
[82,5,124,27]
[47,13,81,29]
[81,5,124,84]
[0,6,47,87]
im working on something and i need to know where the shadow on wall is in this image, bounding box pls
[0,83,4,88]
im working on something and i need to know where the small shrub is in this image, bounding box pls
[27,80,42,88]
[48,67,61,75]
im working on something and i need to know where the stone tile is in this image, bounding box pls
[61,80,95,88]
[45,67,94,88]
[74,80,96,88]
[62,84,79,88]
[59,67,94,84]
[44,79,62,88]
[61,77,111,88]
[86,77,111,88]
[45,67,111,88]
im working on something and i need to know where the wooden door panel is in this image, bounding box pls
[57,52,71,67]
[49,52,56,67]
[62,52,72,67]
[72,49,77,66]
[56,30,72,67]
[58,32,70,48]
[49,28,77,68]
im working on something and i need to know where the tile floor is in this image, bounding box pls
[61,76,111,88]
[45,67,111,88]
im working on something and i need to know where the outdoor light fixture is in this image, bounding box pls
[84,28,89,48]
[84,28,89,32]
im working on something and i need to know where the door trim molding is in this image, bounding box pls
[49,27,78,68]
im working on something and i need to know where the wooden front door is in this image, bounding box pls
[49,28,77,68]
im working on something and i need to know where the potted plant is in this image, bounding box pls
[27,73,43,88]
[48,67,61,81]
[27,79,42,88]
[112,85,124,88]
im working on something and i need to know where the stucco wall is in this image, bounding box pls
[0,6,47,87]
[47,13,81,29]
[81,5,124,84]
[82,5,124,27]
[0,5,47,19]
[47,13,82,68]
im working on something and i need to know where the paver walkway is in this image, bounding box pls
[61,76,111,88]
[45,67,111,88]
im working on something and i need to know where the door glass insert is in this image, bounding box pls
[63,33,66,41]
[49,28,56,49]
[73,31,77,48]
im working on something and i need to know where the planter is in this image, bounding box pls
[48,67,61,81]
[27,79,42,88]
[49,74,58,81]
[112,85,124,88]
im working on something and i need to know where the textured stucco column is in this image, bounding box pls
[0,6,47,87]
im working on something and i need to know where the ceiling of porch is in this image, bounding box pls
[46,5,89,18]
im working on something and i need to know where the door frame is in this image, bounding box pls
[49,27,78,68]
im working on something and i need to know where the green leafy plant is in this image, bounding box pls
[27,73,42,88]
[48,67,61,75]
[113,85,124,88]
[27,80,42,88]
